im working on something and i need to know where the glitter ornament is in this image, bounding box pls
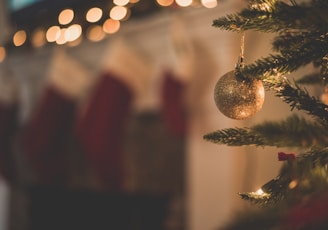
[214,70,265,120]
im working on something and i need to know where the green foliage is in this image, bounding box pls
[213,0,328,81]
[204,115,328,148]
[268,80,328,122]
[208,1,328,228]
[240,147,328,206]
[213,0,328,33]
[203,128,265,146]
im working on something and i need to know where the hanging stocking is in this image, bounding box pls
[76,37,151,192]
[22,49,93,185]
[161,71,188,137]
[0,66,19,184]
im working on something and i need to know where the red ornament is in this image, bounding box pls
[278,152,296,161]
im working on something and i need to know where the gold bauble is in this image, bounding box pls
[214,70,265,120]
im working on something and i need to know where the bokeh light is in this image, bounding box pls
[65,24,82,42]
[86,25,105,42]
[103,19,120,34]
[58,9,74,25]
[110,6,128,21]
[157,0,174,7]
[13,30,27,47]
[86,7,103,23]
[114,0,129,6]
[201,0,217,8]
[56,28,68,45]
[0,47,6,63]
[175,0,192,7]
[31,28,46,47]
[46,26,61,42]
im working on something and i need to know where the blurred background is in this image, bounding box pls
[0,0,290,229]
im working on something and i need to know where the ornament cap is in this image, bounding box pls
[235,55,245,71]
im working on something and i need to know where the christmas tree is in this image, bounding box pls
[203,0,328,229]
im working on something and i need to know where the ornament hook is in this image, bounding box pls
[235,32,245,71]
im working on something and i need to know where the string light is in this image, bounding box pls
[31,28,46,47]
[13,30,27,47]
[46,26,61,42]
[86,25,105,42]
[56,28,68,45]
[175,0,192,7]
[102,19,120,34]
[65,24,82,42]
[288,180,298,189]
[250,188,270,198]
[0,47,6,63]
[157,0,174,7]
[201,0,217,8]
[58,9,74,25]
[86,7,103,23]
[5,2,219,50]
[255,188,264,195]
[110,6,128,21]
[114,0,129,6]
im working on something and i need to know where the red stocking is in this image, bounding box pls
[161,70,187,137]
[23,86,76,185]
[76,73,132,192]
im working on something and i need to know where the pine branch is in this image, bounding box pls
[252,115,328,148]
[212,0,328,33]
[272,31,326,55]
[204,115,328,148]
[239,177,288,206]
[271,80,328,122]
[203,128,266,146]
[241,40,328,78]
[213,1,328,82]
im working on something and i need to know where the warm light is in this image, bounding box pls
[0,47,6,63]
[255,188,264,195]
[201,0,217,8]
[114,0,129,6]
[58,9,74,25]
[31,28,46,47]
[175,0,192,7]
[65,24,82,42]
[103,19,120,34]
[289,180,298,189]
[109,6,127,20]
[13,30,27,47]
[157,0,174,6]
[56,28,68,45]
[251,188,270,198]
[129,0,139,3]
[46,26,61,42]
[86,7,103,23]
[86,25,105,42]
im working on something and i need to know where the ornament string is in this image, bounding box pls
[235,31,245,72]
